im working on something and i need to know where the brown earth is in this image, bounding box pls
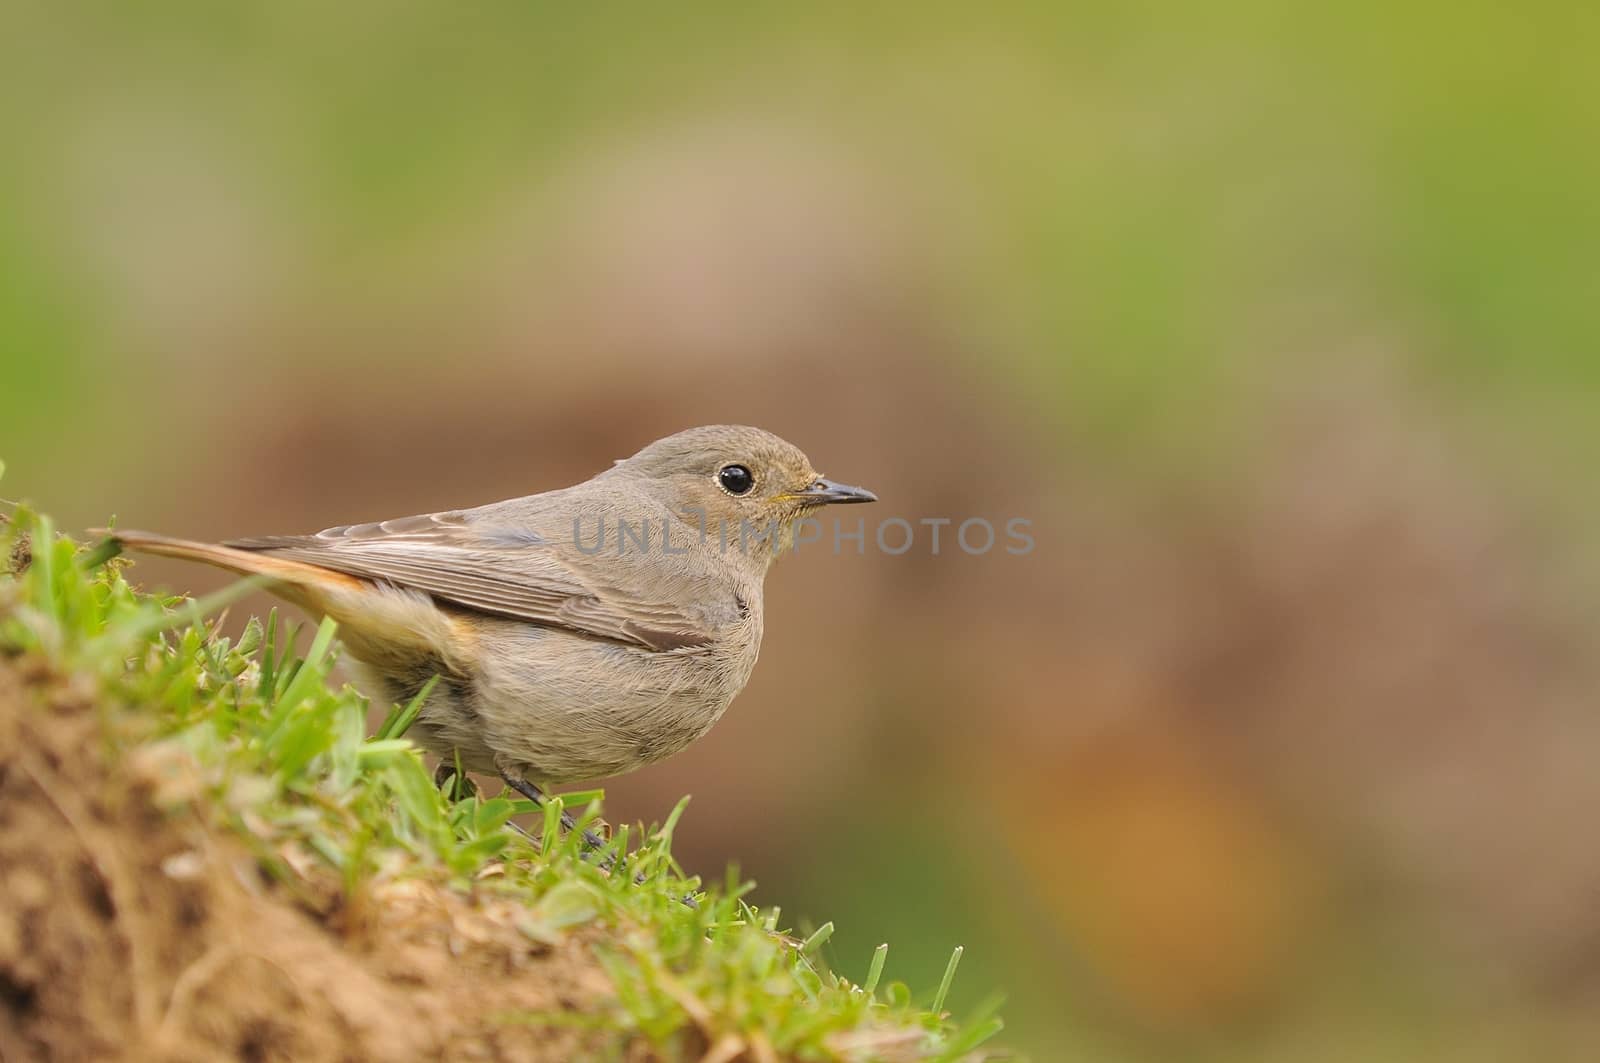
[0,656,661,1063]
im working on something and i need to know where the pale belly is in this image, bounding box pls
[419,615,761,784]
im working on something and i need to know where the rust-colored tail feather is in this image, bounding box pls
[93,529,363,590]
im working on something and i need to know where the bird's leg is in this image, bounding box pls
[500,774,700,909]
[432,760,547,846]
[498,772,615,868]
[493,771,697,908]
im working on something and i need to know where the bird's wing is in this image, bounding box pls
[226,511,712,652]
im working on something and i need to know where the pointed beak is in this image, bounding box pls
[796,477,878,505]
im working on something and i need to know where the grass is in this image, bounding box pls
[0,498,1006,1062]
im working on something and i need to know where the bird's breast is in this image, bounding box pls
[466,610,762,781]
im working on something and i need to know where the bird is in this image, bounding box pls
[100,425,876,815]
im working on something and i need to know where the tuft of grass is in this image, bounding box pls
[0,504,1007,1061]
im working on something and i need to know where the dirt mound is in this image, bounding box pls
[0,657,632,1062]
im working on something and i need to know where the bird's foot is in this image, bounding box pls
[498,773,616,869]
[495,773,698,907]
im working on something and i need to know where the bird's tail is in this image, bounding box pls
[97,528,475,672]
[91,528,364,590]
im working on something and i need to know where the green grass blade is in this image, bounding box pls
[374,673,438,740]
[29,513,56,620]
[275,616,338,710]
[800,921,834,956]
[78,534,123,571]
[864,943,888,994]
[932,945,963,1014]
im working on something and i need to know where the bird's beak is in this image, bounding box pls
[795,477,878,505]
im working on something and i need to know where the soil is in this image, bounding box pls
[0,657,654,1063]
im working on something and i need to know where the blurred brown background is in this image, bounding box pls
[5,3,1600,1058]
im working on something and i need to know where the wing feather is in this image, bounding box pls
[225,512,711,652]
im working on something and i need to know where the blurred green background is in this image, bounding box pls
[5,2,1600,1058]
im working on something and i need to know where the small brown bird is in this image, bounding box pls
[105,425,875,809]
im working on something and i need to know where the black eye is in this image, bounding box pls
[717,464,754,495]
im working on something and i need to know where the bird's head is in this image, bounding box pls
[612,424,876,567]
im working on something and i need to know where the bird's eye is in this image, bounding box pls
[717,464,755,495]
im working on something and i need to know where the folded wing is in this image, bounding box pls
[227,512,710,652]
